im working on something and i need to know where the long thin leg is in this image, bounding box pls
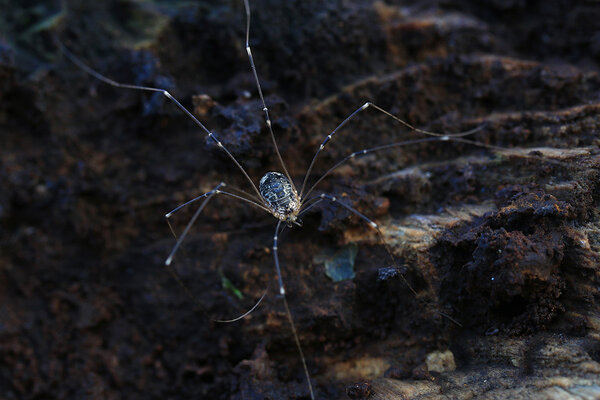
[299,101,486,198]
[243,0,296,193]
[165,184,271,219]
[317,194,417,294]
[318,194,462,327]
[165,216,269,324]
[213,286,269,323]
[225,184,263,204]
[165,183,271,266]
[164,183,271,322]
[298,197,324,216]
[301,131,563,201]
[163,218,213,318]
[165,183,224,266]
[56,40,262,200]
[272,220,315,400]
[217,190,272,214]
[303,136,447,201]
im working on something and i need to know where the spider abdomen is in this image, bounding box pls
[259,172,299,220]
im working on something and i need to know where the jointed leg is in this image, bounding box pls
[318,193,461,326]
[165,183,225,266]
[164,183,271,323]
[166,184,270,220]
[298,197,325,217]
[57,40,262,200]
[316,194,418,294]
[243,0,295,193]
[303,136,449,200]
[272,220,315,400]
[299,101,486,198]
[165,183,271,266]
[301,130,563,201]
[165,224,268,324]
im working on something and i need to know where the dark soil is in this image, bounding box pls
[1,0,599,399]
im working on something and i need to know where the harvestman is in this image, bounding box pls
[57,1,540,398]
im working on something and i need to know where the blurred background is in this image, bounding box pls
[1,0,599,399]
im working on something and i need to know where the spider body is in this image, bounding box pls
[259,171,301,225]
